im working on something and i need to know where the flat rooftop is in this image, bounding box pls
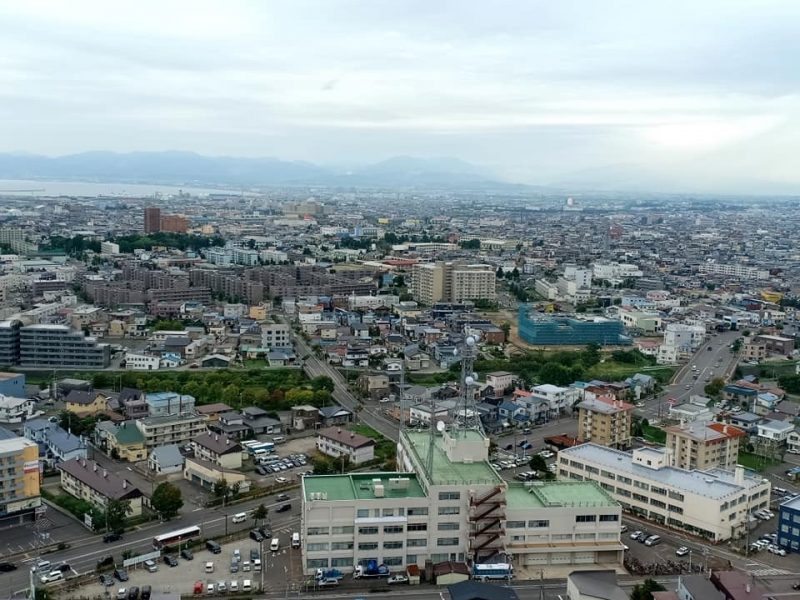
[561,443,767,501]
[403,430,502,486]
[506,481,617,509]
[303,473,426,502]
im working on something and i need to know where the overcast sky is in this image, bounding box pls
[1,0,799,192]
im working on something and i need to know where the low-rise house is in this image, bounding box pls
[210,411,250,439]
[756,419,794,445]
[107,421,147,461]
[403,344,431,371]
[267,350,296,366]
[148,444,184,476]
[0,395,36,423]
[316,426,375,464]
[64,389,108,416]
[485,371,514,396]
[146,391,196,417]
[319,406,353,427]
[241,406,282,435]
[59,458,143,516]
[118,388,148,420]
[136,414,207,449]
[566,570,627,600]
[184,456,250,494]
[23,419,88,466]
[191,432,242,469]
[357,373,390,400]
[195,403,234,423]
[291,405,319,430]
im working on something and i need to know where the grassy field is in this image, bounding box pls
[352,423,396,462]
[737,451,781,472]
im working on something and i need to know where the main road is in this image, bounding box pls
[637,330,741,420]
[1,491,302,596]
[295,336,401,443]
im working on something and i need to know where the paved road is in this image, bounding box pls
[637,330,741,420]
[1,492,303,596]
[295,336,401,442]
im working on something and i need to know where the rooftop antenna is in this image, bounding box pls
[458,334,482,437]
[426,387,436,479]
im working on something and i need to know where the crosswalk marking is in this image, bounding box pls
[749,567,790,576]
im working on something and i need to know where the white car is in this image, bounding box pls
[276,476,288,484]
[675,547,689,557]
[387,575,409,585]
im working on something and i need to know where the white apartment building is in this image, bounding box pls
[592,262,643,280]
[698,263,769,281]
[261,323,292,350]
[316,427,376,465]
[260,248,289,263]
[558,443,771,542]
[124,352,160,371]
[135,414,207,449]
[347,294,401,310]
[663,323,706,353]
[534,279,558,301]
[100,241,120,255]
[301,428,623,576]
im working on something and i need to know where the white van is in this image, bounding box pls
[272,436,285,444]
[270,538,280,552]
[291,532,300,548]
[40,570,63,584]
[242,580,252,592]
[232,512,247,524]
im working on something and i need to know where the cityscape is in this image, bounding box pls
[1,3,800,600]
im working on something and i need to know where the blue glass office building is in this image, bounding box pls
[518,307,631,346]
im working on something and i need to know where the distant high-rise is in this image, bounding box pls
[159,214,188,233]
[411,262,496,305]
[144,207,161,233]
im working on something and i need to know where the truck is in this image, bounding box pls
[353,561,390,579]
[315,568,344,581]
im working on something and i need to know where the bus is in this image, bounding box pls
[153,526,201,550]
[472,563,513,581]
[245,442,275,455]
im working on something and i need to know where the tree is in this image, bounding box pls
[105,499,130,533]
[222,384,240,407]
[630,578,665,600]
[310,376,335,393]
[529,454,547,473]
[252,503,268,525]
[538,362,572,386]
[151,482,184,520]
[704,377,726,398]
[496,266,504,278]
[393,274,406,287]
[213,478,230,500]
[500,321,511,342]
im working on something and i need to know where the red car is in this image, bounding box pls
[193,581,203,595]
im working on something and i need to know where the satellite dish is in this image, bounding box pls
[465,376,475,386]
[466,336,476,347]
[436,420,446,432]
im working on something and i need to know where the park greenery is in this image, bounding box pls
[111,232,225,253]
[75,370,334,413]
[151,482,184,520]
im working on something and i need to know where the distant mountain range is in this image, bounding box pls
[0,151,510,189]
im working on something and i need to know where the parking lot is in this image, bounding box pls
[59,529,304,598]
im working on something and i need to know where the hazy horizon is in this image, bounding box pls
[2,1,800,194]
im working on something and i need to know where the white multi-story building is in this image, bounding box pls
[232,247,260,266]
[124,353,160,371]
[260,248,289,263]
[135,414,207,449]
[662,323,706,355]
[316,427,376,465]
[261,323,292,350]
[558,443,771,542]
[592,262,643,281]
[100,241,120,255]
[698,263,769,281]
[301,428,624,576]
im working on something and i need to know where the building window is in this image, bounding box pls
[356,509,369,518]
[307,527,329,536]
[599,514,619,522]
[383,541,403,549]
[575,533,595,540]
[307,543,329,552]
[307,559,328,569]
[384,525,404,534]
[438,522,459,531]
[437,537,459,546]
[407,539,426,547]
[408,507,429,516]
[408,523,427,531]
[332,558,351,567]
[358,542,378,551]
[332,526,354,534]
[506,521,526,529]
[384,556,403,566]
[439,491,461,500]
[382,509,395,517]
[528,520,549,528]
[438,507,459,515]
[406,554,418,565]
[331,542,353,551]
[576,515,596,523]
[358,527,379,535]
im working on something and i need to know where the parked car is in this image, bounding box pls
[163,555,178,567]
[255,466,268,476]
[0,563,16,572]
[180,549,194,561]
[127,586,140,600]
[141,585,151,600]
[249,530,264,542]
[99,575,114,587]
[387,575,409,585]
[276,477,288,484]
[676,547,689,557]
[630,531,642,540]
[193,581,204,595]
[117,588,127,600]
[114,569,129,582]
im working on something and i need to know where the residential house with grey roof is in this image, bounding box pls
[59,457,143,516]
[148,444,184,476]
